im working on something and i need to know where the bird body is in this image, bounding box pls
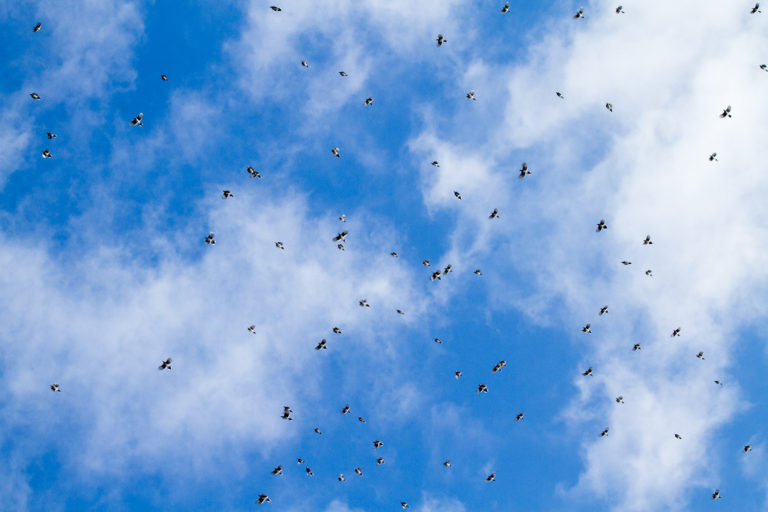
[270,6,281,11]
[582,323,592,334]
[365,97,374,106]
[477,384,488,393]
[332,147,340,158]
[41,149,52,159]
[518,162,531,178]
[436,34,446,46]
[315,339,327,350]
[606,103,613,112]
[596,219,607,231]
[257,494,271,504]
[486,472,496,482]
[454,191,462,200]
[466,90,476,101]
[205,233,215,245]
[30,92,41,100]
[222,190,233,199]
[275,241,284,250]
[489,208,499,219]
[50,383,60,392]
[600,427,609,437]
[130,113,143,126]
[501,2,510,13]
[751,3,761,13]
[158,358,172,370]
[247,166,262,178]
[574,7,584,18]
[339,71,348,76]
[720,105,732,118]
[583,367,593,376]
[161,74,168,81]
[643,235,653,245]
[33,22,42,32]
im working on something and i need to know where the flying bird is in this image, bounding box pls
[422,259,431,267]
[436,34,446,46]
[30,92,41,100]
[444,460,452,467]
[161,74,168,81]
[720,105,732,118]
[556,91,565,99]
[709,152,718,161]
[333,327,342,334]
[712,489,722,500]
[247,166,262,178]
[621,261,632,265]
[696,351,705,360]
[675,433,682,439]
[373,440,383,449]
[671,327,681,337]
[338,474,345,481]
[599,305,608,315]
[519,162,531,178]
[489,208,499,219]
[616,396,624,404]
[474,269,482,275]
[358,416,366,423]
[596,219,607,232]
[339,71,348,76]
[338,214,346,222]
[600,427,609,437]
[396,309,404,315]
[605,103,613,112]
[377,457,385,465]
[341,404,350,414]
[443,264,453,274]
[270,6,281,11]
[455,371,463,379]
[281,406,293,421]
[222,190,233,199]
[486,473,496,482]
[47,132,56,139]
[751,3,761,13]
[158,358,172,370]
[275,241,284,250]
[645,269,653,276]
[337,243,344,251]
[315,339,327,350]
[401,502,409,509]
[130,113,143,126]
[744,445,753,453]
[41,149,52,159]
[354,467,363,476]
[391,251,398,258]
[301,60,309,68]
[271,465,283,475]
[466,90,477,101]
[454,191,462,200]
[632,343,641,351]
[331,147,340,158]
[33,22,42,32]
[359,299,370,307]
[248,325,256,334]
[333,231,348,243]
[257,494,271,504]
[492,360,507,373]
[616,5,625,13]
[582,323,592,334]
[574,7,584,18]
[582,367,593,376]
[761,64,767,71]
[432,161,440,167]
[643,235,653,245]
[714,380,724,386]
[365,97,374,106]
[501,2,510,13]
[431,270,442,281]
[305,467,314,476]
[515,412,524,421]
[297,458,305,464]
[50,383,60,392]
[477,384,489,393]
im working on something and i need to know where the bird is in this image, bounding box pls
[373,440,383,449]
[600,427,609,437]
[574,7,584,18]
[338,474,345,481]
[247,166,262,178]
[582,323,592,334]
[281,406,293,421]
[359,299,370,307]
[257,494,271,504]
[358,416,366,423]
[454,191,462,200]
[305,467,314,476]
[671,327,681,337]
[616,5,625,13]
[354,467,363,476]
[130,113,143,126]
[422,259,431,267]
[333,231,348,243]
[443,264,453,274]
[248,325,256,334]
[297,458,305,464]
[744,445,752,453]
[486,473,496,482]
[492,360,507,373]
[489,208,499,219]
[709,152,718,161]
[41,149,52,159]
[205,233,215,245]
[222,190,233,199]
[714,380,724,386]
[436,34,446,46]
[331,147,340,158]
[161,74,168,81]
[515,412,524,421]
[33,22,42,32]
[333,327,342,334]
[339,71,348,76]
[337,243,344,251]
[605,103,613,112]
[275,241,284,250]
[365,97,374,106]
[443,460,452,467]
[301,60,308,68]
[720,105,732,118]
[751,3,761,13]
[341,404,350,414]
[675,433,682,439]
[401,502,409,509]
[270,6,282,11]
[712,489,722,500]
[158,358,172,370]
[477,384,489,393]
[455,371,463,379]
[47,132,56,139]
[643,235,653,245]
[583,367,593,376]
[616,396,624,404]
[645,269,653,276]
[761,64,767,72]
[377,457,385,465]
[431,270,442,281]
[466,90,477,101]
[621,261,632,265]
[556,91,565,99]
[599,305,608,315]
[518,162,531,178]
[271,465,283,475]
[396,309,405,315]
[474,269,482,275]
[315,339,327,350]
[30,92,41,100]
[432,161,440,167]
[501,2,510,13]
[696,351,705,360]
[391,251,399,258]
[338,214,346,222]
[632,343,641,351]
[596,219,607,232]
[50,383,61,392]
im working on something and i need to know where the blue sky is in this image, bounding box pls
[2,1,768,511]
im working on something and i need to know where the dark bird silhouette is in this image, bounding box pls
[501,2,510,13]
[422,259,431,267]
[489,208,499,219]
[616,396,624,404]
[675,433,682,439]
[720,105,732,118]
[474,269,482,275]
[331,147,340,158]
[606,103,613,112]
[455,371,463,379]
[645,269,653,276]
[161,74,168,81]
[50,383,61,392]
[432,161,440,167]
[339,71,348,76]
[583,367,593,376]
[305,467,314,476]
[30,93,41,100]
[359,299,370,307]
[712,489,722,500]
[354,467,363,476]
[315,339,327,350]
[271,465,283,475]
[358,416,366,423]
[466,90,476,101]
[338,474,345,481]
[616,5,625,13]
[516,412,524,421]
[333,327,342,334]
[556,91,565,99]
[444,460,452,467]
[338,214,346,222]
[333,231,348,243]
[431,270,442,281]
[436,34,446,46]
[365,97,374,106]
[696,351,705,360]
[396,309,405,315]
[205,232,215,245]
[596,219,607,232]
[33,22,42,32]
[270,6,282,11]
[599,305,608,315]
[401,502,409,509]
[714,380,724,386]
[41,149,52,159]
[643,235,653,245]
[158,358,172,370]
[751,3,761,13]
[248,325,256,334]
[477,383,489,393]
[257,494,271,504]
[492,360,507,373]
[130,113,143,126]
[709,152,718,161]
[222,190,234,199]
[341,404,350,414]
[600,427,609,437]
[621,261,632,265]
[281,406,293,421]
[519,162,531,178]
[486,472,496,482]
[47,132,57,139]
[377,457,385,465]
[574,7,584,18]
[454,191,462,200]
[247,166,262,179]
[633,343,641,351]
[373,440,383,449]
[671,327,681,337]
[744,445,752,453]
[275,241,285,250]
[582,323,592,334]
[391,251,399,258]
[301,60,309,68]
[761,64,767,71]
